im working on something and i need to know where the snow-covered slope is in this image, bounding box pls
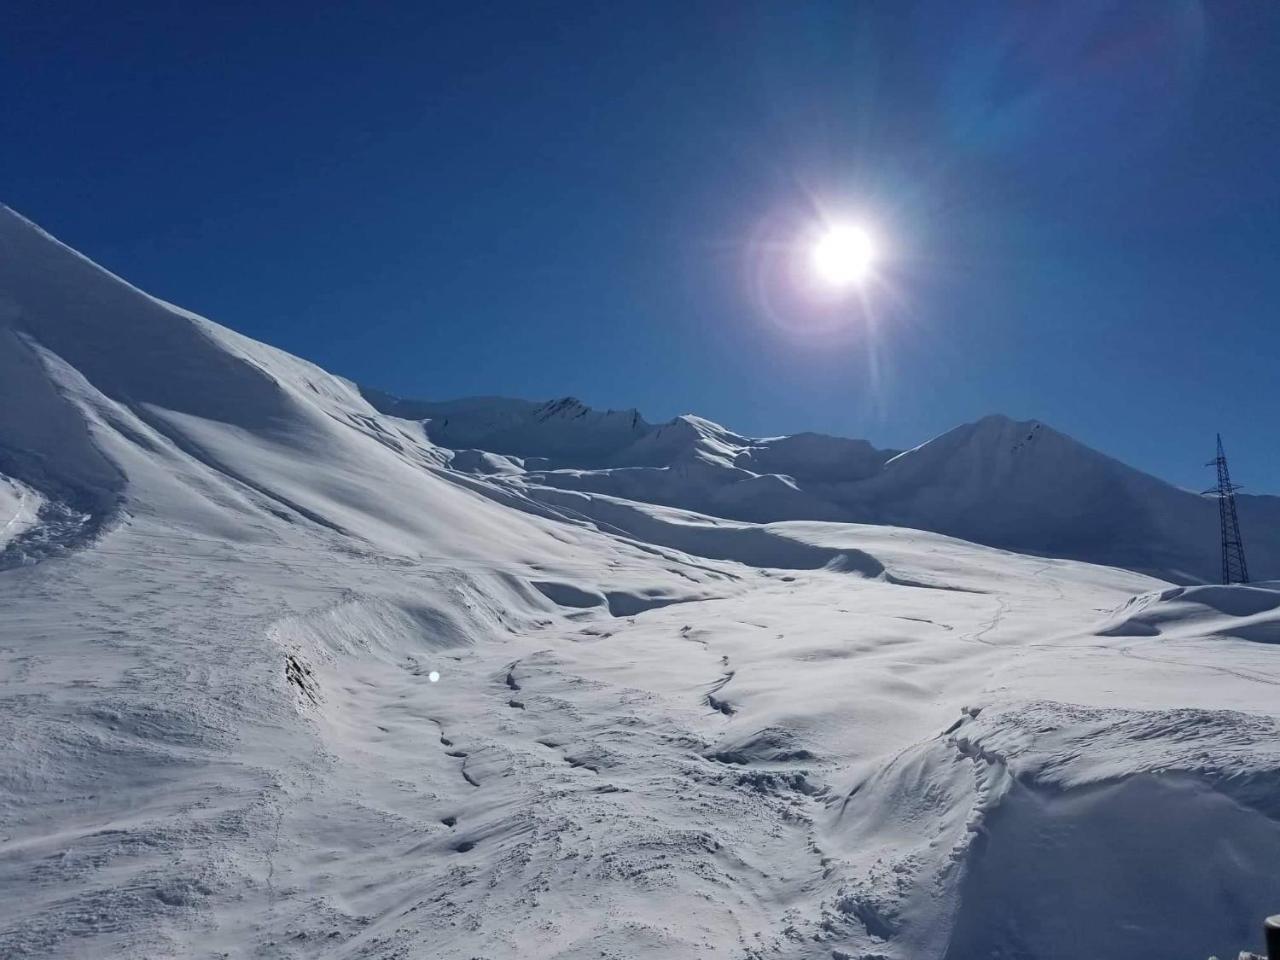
[851,415,1280,581]
[365,391,1280,583]
[2,204,1279,960]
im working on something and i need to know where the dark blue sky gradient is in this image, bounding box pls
[4,2,1279,491]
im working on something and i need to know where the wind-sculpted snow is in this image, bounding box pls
[1099,582,1280,644]
[1,204,1279,959]
[947,773,1280,960]
[943,702,1280,960]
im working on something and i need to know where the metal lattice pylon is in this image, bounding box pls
[1204,434,1249,585]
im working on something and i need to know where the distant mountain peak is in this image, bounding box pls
[355,392,1279,582]
[534,397,589,420]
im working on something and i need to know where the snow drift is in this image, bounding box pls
[1100,582,1280,644]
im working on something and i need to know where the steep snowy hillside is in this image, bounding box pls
[852,415,1280,581]
[366,391,1280,583]
[2,203,1279,960]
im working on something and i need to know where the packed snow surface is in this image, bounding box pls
[1,203,1279,960]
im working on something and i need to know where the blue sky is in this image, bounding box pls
[4,2,1278,492]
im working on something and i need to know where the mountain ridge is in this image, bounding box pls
[3,202,1280,960]
[3,200,1277,584]
[363,388,1280,583]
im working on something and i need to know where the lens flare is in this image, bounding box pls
[812,225,875,287]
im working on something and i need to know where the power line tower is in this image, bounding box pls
[1204,434,1249,585]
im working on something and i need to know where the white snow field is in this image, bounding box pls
[1,202,1278,960]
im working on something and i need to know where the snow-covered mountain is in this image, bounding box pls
[365,390,1280,583]
[3,203,1279,960]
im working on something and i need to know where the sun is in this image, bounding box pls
[811,224,875,287]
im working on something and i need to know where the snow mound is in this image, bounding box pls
[947,773,1280,960]
[943,701,1280,960]
[1100,583,1280,643]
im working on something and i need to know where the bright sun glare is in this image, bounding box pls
[811,224,875,287]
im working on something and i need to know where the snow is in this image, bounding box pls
[1,201,1279,960]
[1100,582,1280,643]
[365,396,1280,586]
[0,475,42,550]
